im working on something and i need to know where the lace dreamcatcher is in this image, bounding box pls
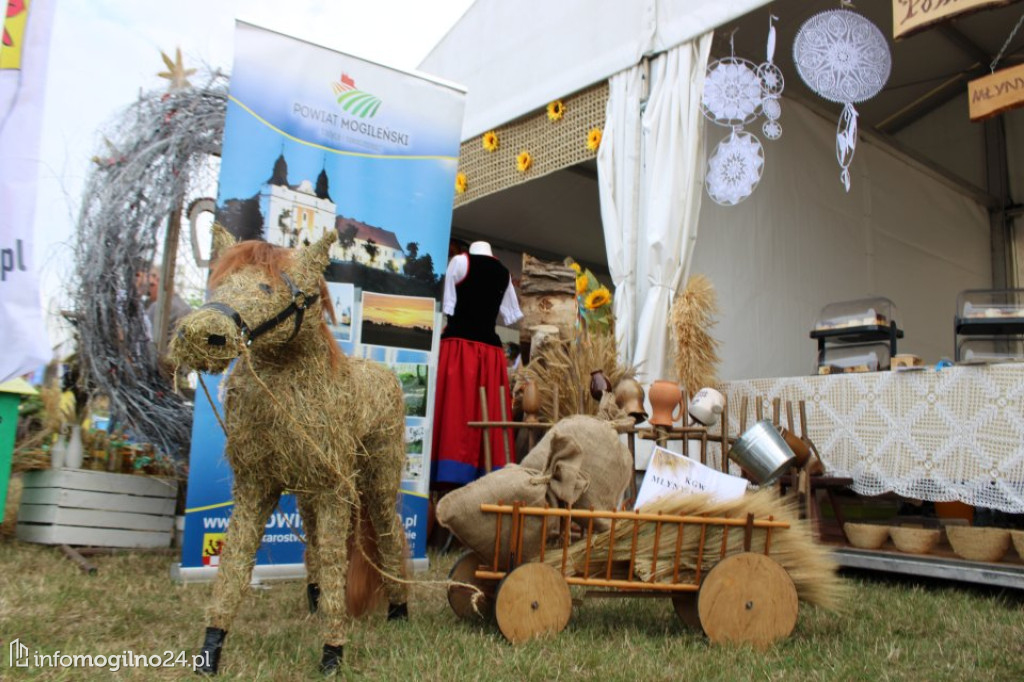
[793,6,891,191]
[703,17,784,206]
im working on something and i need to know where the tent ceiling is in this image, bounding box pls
[449,0,1024,266]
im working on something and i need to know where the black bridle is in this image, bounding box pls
[199,272,320,348]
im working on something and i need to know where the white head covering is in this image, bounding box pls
[468,241,493,256]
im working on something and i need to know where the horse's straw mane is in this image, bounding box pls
[210,239,342,369]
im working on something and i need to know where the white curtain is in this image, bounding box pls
[632,33,713,384]
[597,64,646,365]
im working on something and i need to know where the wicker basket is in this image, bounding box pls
[844,522,889,549]
[888,526,941,554]
[946,526,1010,563]
[1011,530,1024,559]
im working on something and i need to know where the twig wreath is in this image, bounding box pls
[71,65,228,463]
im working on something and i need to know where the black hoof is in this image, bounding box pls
[319,644,343,675]
[387,602,408,621]
[307,582,321,614]
[195,627,226,675]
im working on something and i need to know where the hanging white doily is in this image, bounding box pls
[706,131,765,206]
[702,57,763,126]
[793,8,891,191]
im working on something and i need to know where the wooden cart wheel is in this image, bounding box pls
[494,562,572,644]
[697,553,798,648]
[671,592,702,630]
[447,551,493,620]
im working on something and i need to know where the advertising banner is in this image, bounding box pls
[0,0,54,383]
[175,21,464,581]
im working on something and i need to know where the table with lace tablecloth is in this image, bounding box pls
[720,363,1024,514]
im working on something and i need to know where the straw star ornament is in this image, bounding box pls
[157,47,196,91]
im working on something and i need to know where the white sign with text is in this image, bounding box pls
[633,446,748,510]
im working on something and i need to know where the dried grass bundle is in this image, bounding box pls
[515,332,636,422]
[671,274,721,395]
[545,489,847,611]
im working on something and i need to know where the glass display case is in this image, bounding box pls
[955,290,1024,362]
[958,336,1024,364]
[817,340,891,374]
[810,297,903,373]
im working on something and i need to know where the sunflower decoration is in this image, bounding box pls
[547,99,566,122]
[482,130,499,152]
[587,127,603,152]
[516,150,532,173]
[566,257,613,335]
[575,273,589,295]
[455,171,468,194]
[585,287,611,310]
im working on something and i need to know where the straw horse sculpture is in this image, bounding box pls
[169,230,408,675]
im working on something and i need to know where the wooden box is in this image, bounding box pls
[16,469,178,548]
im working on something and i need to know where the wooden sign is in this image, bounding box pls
[969,62,1024,121]
[893,0,1018,40]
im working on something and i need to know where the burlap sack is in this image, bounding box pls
[520,412,633,525]
[436,464,551,567]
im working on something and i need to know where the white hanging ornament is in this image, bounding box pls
[756,15,784,139]
[793,8,891,191]
[706,130,765,206]
[702,56,763,127]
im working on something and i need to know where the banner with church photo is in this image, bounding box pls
[177,21,465,577]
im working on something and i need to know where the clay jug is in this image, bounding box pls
[522,379,541,423]
[648,380,682,427]
[613,378,648,424]
[589,370,611,400]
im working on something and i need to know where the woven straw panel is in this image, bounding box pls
[455,82,608,207]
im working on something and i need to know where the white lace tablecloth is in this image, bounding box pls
[720,363,1024,513]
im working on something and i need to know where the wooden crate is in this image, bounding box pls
[16,469,178,548]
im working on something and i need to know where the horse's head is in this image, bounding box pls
[170,229,338,374]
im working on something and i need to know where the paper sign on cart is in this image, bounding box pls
[633,446,748,510]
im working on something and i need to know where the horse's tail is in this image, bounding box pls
[346,501,409,617]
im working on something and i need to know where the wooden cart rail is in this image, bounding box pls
[478,503,790,593]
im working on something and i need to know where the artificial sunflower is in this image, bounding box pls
[516,150,532,172]
[585,286,612,310]
[569,262,582,274]
[575,273,589,295]
[482,131,499,152]
[547,99,565,122]
[587,127,603,151]
[455,172,467,194]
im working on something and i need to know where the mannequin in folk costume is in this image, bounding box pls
[431,241,522,491]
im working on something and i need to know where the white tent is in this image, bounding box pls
[421,0,1024,383]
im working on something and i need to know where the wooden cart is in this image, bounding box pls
[447,503,799,647]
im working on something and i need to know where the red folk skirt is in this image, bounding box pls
[430,337,514,487]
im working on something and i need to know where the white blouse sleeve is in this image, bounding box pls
[499,277,523,326]
[442,253,469,316]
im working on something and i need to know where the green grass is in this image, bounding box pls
[1,540,1022,681]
